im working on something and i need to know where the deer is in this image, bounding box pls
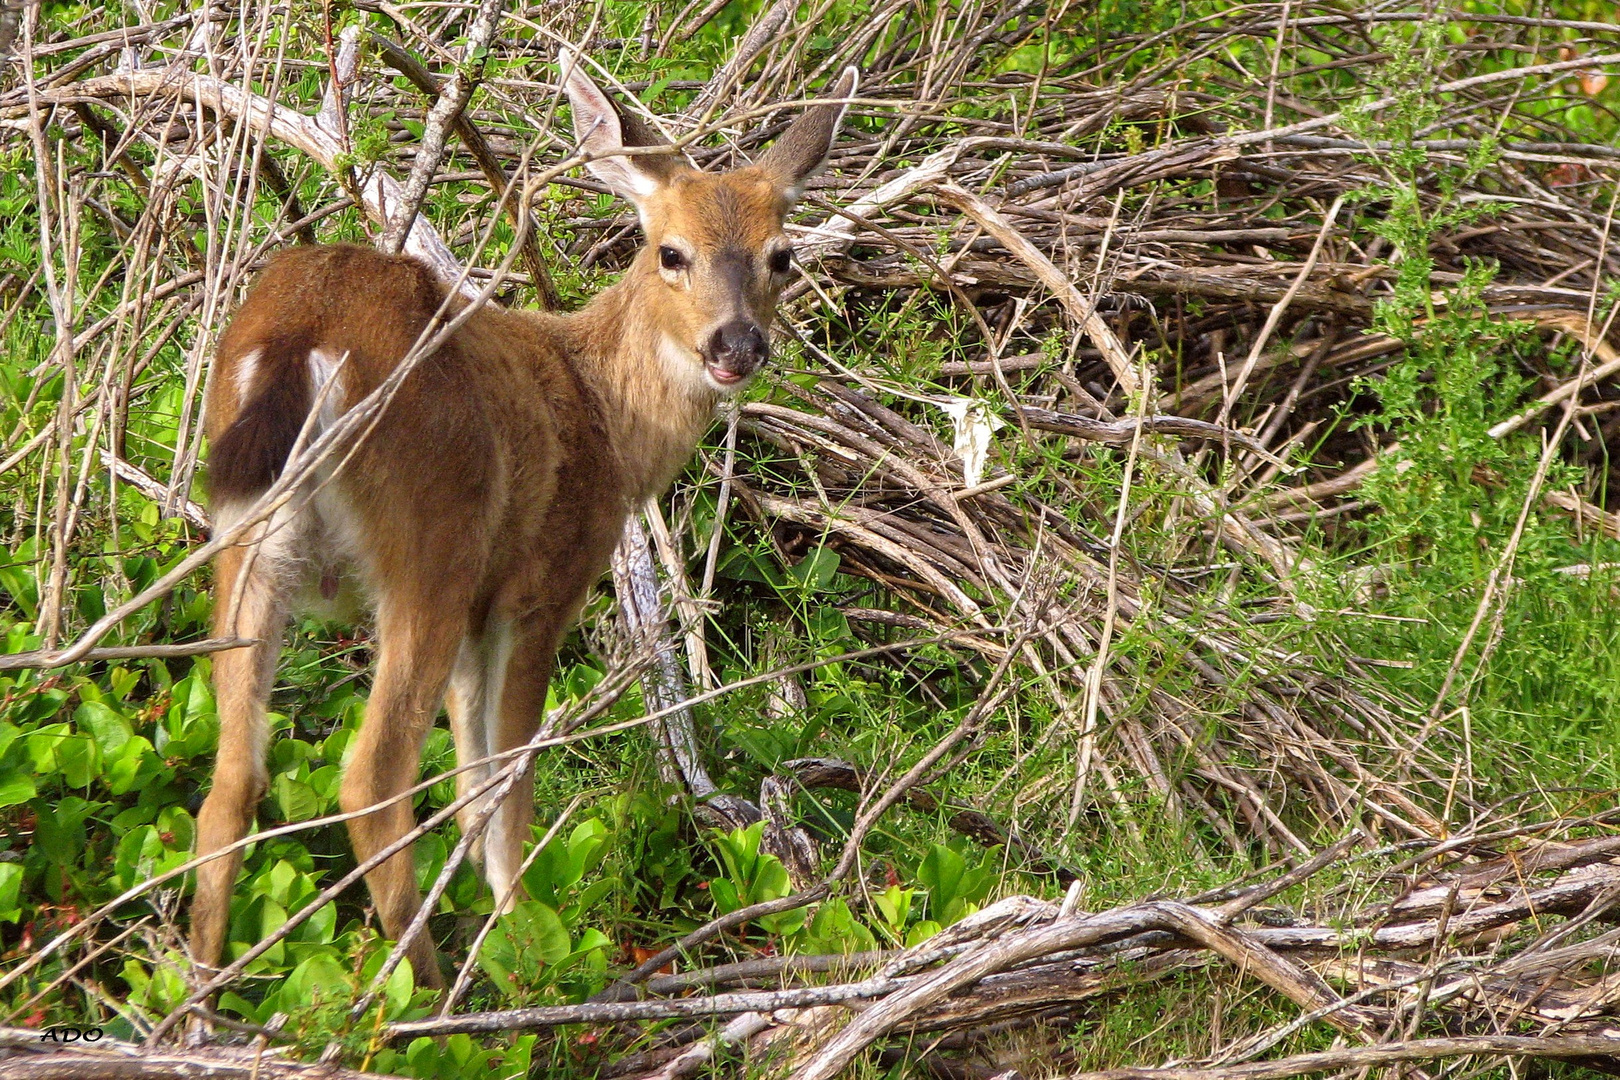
[188,56,859,987]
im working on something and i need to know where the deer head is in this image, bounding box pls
[562,54,859,394]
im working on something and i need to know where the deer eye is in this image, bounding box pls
[659,246,688,271]
[767,248,793,275]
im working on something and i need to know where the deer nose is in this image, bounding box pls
[704,321,769,380]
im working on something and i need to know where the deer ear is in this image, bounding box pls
[757,67,859,206]
[561,49,684,209]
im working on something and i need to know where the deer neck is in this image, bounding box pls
[562,268,721,503]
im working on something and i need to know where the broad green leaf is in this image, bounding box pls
[0,769,34,809]
[787,546,841,591]
[291,901,336,945]
[0,863,22,923]
[282,953,352,1008]
[479,900,571,994]
[383,956,415,1019]
[52,734,100,789]
[919,844,966,920]
[906,919,943,947]
[105,736,160,795]
[273,775,320,822]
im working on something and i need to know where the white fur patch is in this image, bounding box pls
[448,636,494,806]
[658,334,718,397]
[307,348,346,434]
[478,619,523,906]
[214,499,304,573]
[480,620,515,765]
[254,503,306,568]
[214,474,366,622]
[233,347,262,400]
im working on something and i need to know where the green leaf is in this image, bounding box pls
[708,877,740,913]
[52,734,100,789]
[114,826,164,891]
[33,796,93,865]
[0,540,39,618]
[105,736,161,795]
[259,899,288,941]
[479,901,571,994]
[872,885,913,933]
[786,546,841,591]
[108,666,141,701]
[282,953,354,1009]
[218,991,270,1025]
[0,768,34,809]
[759,902,807,938]
[564,818,609,887]
[414,833,447,893]
[156,806,195,854]
[291,901,337,945]
[25,724,70,775]
[122,955,188,1013]
[273,775,320,822]
[806,897,876,954]
[0,722,22,761]
[263,859,298,904]
[906,919,943,947]
[383,956,415,1019]
[919,844,965,920]
[0,863,22,924]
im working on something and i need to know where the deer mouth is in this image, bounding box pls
[704,362,748,387]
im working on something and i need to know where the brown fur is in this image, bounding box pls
[188,63,858,986]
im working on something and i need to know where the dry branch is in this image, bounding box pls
[0,1028,400,1080]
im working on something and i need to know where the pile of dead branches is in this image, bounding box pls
[14,826,1620,1079]
[374,827,1620,1080]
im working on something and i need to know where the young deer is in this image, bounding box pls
[190,59,859,985]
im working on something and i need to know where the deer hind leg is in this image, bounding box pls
[444,621,514,871]
[191,541,291,972]
[338,591,467,988]
[481,613,565,914]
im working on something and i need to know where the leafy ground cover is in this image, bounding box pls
[1,0,1620,1077]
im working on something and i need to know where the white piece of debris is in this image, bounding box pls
[937,398,1005,489]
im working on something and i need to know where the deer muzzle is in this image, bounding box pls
[703,320,769,385]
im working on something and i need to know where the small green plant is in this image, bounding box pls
[916,842,996,928]
[707,821,804,937]
[476,819,617,1001]
[798,896,878,954]
[868,883,917,946]
[1304,18,1620,778]
[375,1033,536,1080]
[1341,21,1554,561]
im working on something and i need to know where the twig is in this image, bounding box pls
[370,32,558,308]
[1065,1035,1620,1080]
[0,637,256,672]
[1215,195,1345,428]
[935,182,1139,398]
[611,630,1032,988]
[0,1027,402,1079]
[377,0,507,254]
